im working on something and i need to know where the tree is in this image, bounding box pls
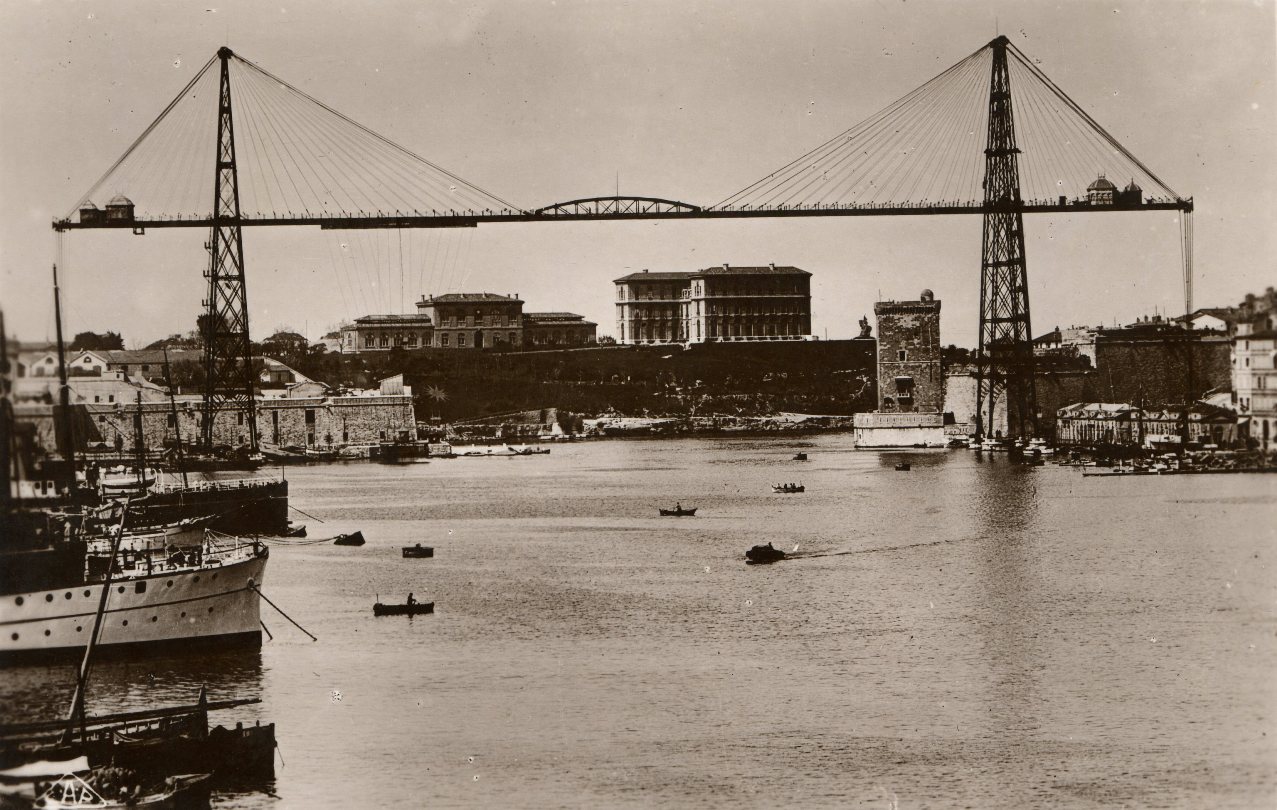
[596,335,617,346]
[70,331,124,351]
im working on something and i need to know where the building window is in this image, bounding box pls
[407,333,417,347]
[237,412,245,425]
[380,336,389,348]
[509,332,516,344]
[458,334,467,347]
[442,335,449,347]
[305,409,316,425]
[94,395,101,403]
[898,350,908,361]
[365,334,375,348]
[108,395,114,403]
[167,414,175,427]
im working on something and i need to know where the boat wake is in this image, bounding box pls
[782,536,974,561]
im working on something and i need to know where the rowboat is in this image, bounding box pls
[332,532,365,547]
[793,452,808,461]
[33,771,210,809]
[373,601,434,616]
[401,544,433,558]
[894,462,911,471]
[658,506,697,517]
[772,484,804,493]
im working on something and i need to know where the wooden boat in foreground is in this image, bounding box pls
[658,506,697,517]
[332,531,365,547]
[373,601,434,616]
[401,544,433,558]
[32,770,211,809]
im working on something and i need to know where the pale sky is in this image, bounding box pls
[2,0,1274,347]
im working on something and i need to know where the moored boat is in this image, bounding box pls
[332,531,365,547]
[401,544,433,558]
[0,533,268,667]
[772,483,805,493]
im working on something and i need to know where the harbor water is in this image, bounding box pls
[3,434,1275,808]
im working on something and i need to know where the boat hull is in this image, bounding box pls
[0,551,267,667]
[373,602,433,616]
[127,480,289,535]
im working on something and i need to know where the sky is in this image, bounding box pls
[1,0,1274,348]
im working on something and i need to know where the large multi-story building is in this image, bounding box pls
[1232,287,1277,450]
[339,292,595,353]
[613,264,812,345]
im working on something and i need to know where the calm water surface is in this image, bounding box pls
[4,434,1276,808]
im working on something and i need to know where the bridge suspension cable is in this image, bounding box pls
[716,39,1187,213]
[63,51,521,225]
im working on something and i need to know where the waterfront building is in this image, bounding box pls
[613,264,811,345]
[340,313,434,353]
[1231,287,1277,450]
[1055,401,1237,449]
[417,292,524,349]
[523,313,598,348]
[613,271,690,344]
[853,290,946,448]
[341,293,595,352]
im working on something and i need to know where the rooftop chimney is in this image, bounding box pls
[723,263,729,270]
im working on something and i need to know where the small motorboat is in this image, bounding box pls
[402,543,434,558]
[745,543,786,565]
[793,452,808,461]
[772,484,805,493]
[281,523,307,538]
[333,531,365,546]
[658,505,697,517]
[373,601,434,616]
[894,462,911,471]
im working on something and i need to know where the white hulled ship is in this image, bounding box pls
[0,532,267,666]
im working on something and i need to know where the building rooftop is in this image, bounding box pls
[95,349,193,365]
[694,264,810,276]
[613,271,693,283]
[353,314,433,324]
[419,293,522,303]
[524,312,591,322]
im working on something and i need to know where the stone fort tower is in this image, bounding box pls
[873,289,942,413]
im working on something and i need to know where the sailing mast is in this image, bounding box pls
[51,264,76,490]
[162,347,189,488]
[134,389,146,488]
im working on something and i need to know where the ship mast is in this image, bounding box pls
[52,264,76,486]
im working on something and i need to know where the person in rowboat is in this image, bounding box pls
[407,593,417,606]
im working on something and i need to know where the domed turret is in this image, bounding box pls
[919,289,935,303]
[1086,174,1116,205]
[78,200,102,225]
[105,194,135,222]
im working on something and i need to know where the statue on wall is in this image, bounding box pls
[858,314,872,338]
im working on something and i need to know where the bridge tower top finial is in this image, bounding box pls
[989,35,1010,49]
[218,46,234,60]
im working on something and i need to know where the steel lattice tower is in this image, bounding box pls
[975,36,1037,440]
[201,47,258,451]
